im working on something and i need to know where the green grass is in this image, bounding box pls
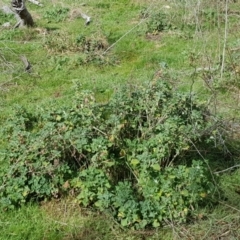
[1,0,240,238]
[0,200,175,240]
[1,200,239,240]
[0,204,61,240]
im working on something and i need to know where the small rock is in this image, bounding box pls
[2,22,11,28]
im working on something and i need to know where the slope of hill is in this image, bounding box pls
[1,0,240,239]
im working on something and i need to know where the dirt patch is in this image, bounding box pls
[145,32,162,41]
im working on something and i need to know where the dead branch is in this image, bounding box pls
[214,165,240,174]
[28,0,43,7]
[69,9,91,25]
[20,55,31,72]
[80,12,91,25]
[11,0,34,27]
[1,5,15,14]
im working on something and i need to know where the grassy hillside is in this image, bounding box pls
[1,0,240,239]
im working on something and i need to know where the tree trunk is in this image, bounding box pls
[11,0,34,27]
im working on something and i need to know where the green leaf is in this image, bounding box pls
[121,218,129,227]
[153,219,160,228]
[56,115,61,121]
[152,164,161,171]
[131,159,140,166]
[104,161,115,167]
[180,190,189,196]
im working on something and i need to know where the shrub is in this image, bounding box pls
[43,7,69,23]
[0,80,219,228]
[143,10,173,34]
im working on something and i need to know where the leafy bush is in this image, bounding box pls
[72,167,112,209]
[0,80,219,228]
[145,11,173,34]
[43,7,69,23]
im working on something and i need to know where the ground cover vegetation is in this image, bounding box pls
[0,0,240,239]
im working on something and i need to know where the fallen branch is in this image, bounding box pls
[80,12,91,25]
[28,0,43,7]
[20,55,31,72]
[1,5,15,14]
[69,9,91,25]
